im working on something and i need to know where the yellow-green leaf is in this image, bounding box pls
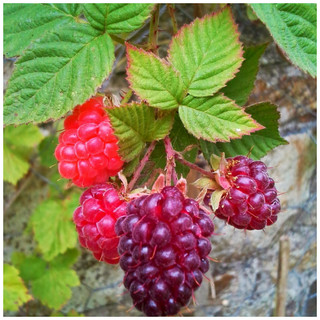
[4,264,32,311]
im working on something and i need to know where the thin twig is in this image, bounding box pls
[4,173,32,214]
[275,236,290,316]
[164,136,177,186]
[174,152,216,180]
[128,141,157,191]
[148,4,160,54]
[167,4,178,35]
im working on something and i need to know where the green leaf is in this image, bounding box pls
[31,194,79,261]
[4,264,32,311]
[19,256,47,282]
[200,102,288,161]
[126,44,185,110]
[4,3,81,57]
[50,249,80,269]
[221,44,267,106]
[107,103,174,161]
[251,3,316,77]
[83,4,154,33]
[122,157,140,177]
[179,94,263,143]
[106,4,154,34]
[4,124,44,185]
[168,7,243,97]
[32,257,80,310]
[11,252,27,269]
[83,4,109,31]
[39,136,59,167]
[4,22,115,126]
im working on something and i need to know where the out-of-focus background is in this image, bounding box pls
[4,4,316,316]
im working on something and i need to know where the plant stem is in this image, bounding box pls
[167,4,178,35]
[128,141,157,191]
[148,4,160,54]
[174,152,216,180]
[121,89,133,104]
[164,136,177,186]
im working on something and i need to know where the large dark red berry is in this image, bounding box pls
[55,97,124,187]
[116,186,214,316]
[73,183,126,264]
[209,156,281,230]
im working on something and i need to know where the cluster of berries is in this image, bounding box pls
[54,98,281,316]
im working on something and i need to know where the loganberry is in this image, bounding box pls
[208,156,281,230]
[55,96,123,187]
[116,186,214,316]
[73,183,126,264]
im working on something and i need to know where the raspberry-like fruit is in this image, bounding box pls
[73,183,126,264]
[115,186,214,316]
[55,96,124,187]
[208,156,281,230]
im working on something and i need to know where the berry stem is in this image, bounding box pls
[164,136,177,186]
[148,4,160,54]
[128,141,157,191]
[174,152,216,180]
[167,4,178,35]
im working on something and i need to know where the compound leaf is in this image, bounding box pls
[168,7,243,97]
[126,44,185,110]
[179,94,263,143]
[4,22,114,125]
[107,103,174,161]
[31,194,79,261]
[4,3,81,57]
[251,3,316,77]
[4,264,32,311]
[221,44,267,106]
[200,102,288,161]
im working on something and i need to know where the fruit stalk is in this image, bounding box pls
[164,136,177,186]
[148,4,160,54]
[128,141,157,191]
[174,152,216,180]
[167,4,178,35]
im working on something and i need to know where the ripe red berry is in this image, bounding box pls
[115,186,214,316]
[208,156,281,230]
[73,183,126,264]
[55,97,124,187]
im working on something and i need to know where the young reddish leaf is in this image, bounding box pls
[179,94,264,143]
[168,7,244,97]
[200,102,288,161]
[126,43,185,110]
[221,44,267,106]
